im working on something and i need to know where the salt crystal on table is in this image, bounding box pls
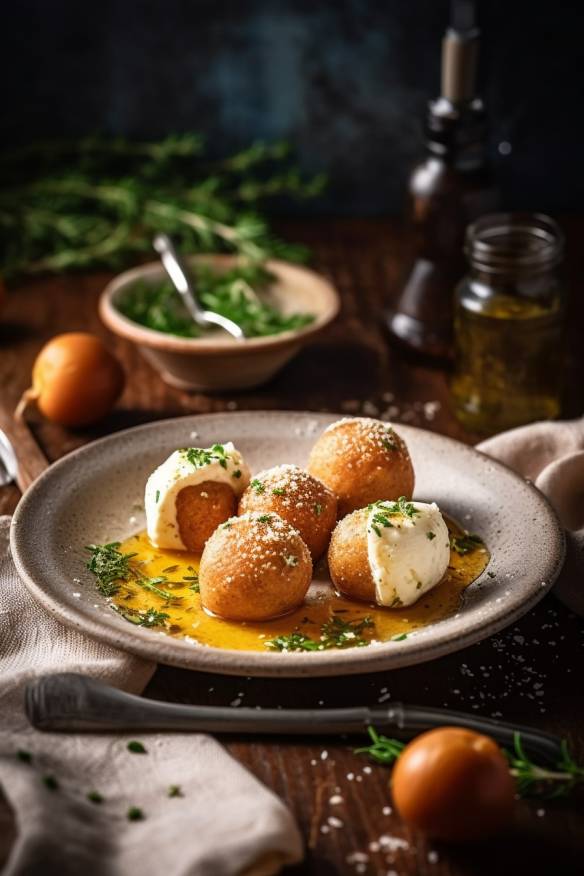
[329,795,343,805]
[428,850,439,863]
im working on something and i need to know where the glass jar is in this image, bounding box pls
[451,213,565,434]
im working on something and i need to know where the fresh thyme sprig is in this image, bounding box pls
[0,134,325,280]
[180,444,230,469]
[355,727,584,799]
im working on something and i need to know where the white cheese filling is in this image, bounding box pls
[367,500,450,608]
[145,442,250,550]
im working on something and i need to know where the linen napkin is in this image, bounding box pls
[478,416,584,616]
[0,517,303,876]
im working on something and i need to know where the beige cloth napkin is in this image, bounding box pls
[0,517,303,876]
[478,417,584,616]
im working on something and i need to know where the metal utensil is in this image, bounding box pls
[26,673,564,765]
[153,233,245,340]
[0,429,18,486]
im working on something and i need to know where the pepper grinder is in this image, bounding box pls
[386,0,497,359]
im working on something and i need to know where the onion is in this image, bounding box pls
[16,333,125,427]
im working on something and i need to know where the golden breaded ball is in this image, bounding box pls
[175,481,237,553]
[328,508,376,602]
[238,464,337,561]
[199,512,312,621]
[308,417,414,517]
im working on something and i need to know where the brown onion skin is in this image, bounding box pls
[391,727,515,842]
[32,333,125,427]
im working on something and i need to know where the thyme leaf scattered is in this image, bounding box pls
[265,615,375,651]
[450,533,484,555]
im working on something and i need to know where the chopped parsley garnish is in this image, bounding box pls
[250,479,265,493]
[257,514,273,523]
[450,533,484,555]
[266,615,375,651]
[487,571,496,578]
[112,605,170,628]
[85,542,138,597]
[127,806,145,821]
[180,444,230,470]
[314,503,323,516]
[168,785,183,798]
[86,543,182,607]
[272,487,286,496]
[183,567,200,592]
[42,775,59,791]
[155,490,160,503]
[119,267,315,340]
[391,633,408,641]
[162,564,179,574]
[232,469,242,479]
[17,749,33,764]
[87,790,104,804]
[127,741,147,754]
[426,531,436,540]
[265,632,320,652]
[381,428,398,451]
[368,497,420,537]
[284,554,298,567]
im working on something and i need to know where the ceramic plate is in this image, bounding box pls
[11,412,565,677]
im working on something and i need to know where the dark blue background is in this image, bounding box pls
[4,0,583,214]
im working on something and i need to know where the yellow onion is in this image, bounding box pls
[16,333,125,427]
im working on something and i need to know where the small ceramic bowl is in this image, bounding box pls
[99,254,340,391]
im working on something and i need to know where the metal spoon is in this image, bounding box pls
[153,234,245,340]
[26,673,564,765]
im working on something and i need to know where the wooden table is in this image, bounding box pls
[1,218,583,876]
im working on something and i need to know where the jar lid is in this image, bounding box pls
[466,213,564,273]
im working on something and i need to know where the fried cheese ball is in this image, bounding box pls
[175,481,237,553]
[328,508,374,602]
[308,417,414,518]
[329,500,450,607]
[199,512,312,621]
[145,443,250,552]
[238,464,337,561]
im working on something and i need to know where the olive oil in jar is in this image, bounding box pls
[451,214,565,434]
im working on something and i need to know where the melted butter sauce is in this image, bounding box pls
[113,517,489,652]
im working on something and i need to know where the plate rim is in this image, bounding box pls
[10,411,566,677]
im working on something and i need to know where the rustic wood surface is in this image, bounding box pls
[1,218,583,876]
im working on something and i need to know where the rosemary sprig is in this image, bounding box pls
[508,732,584,798]
[355,727,405,764]
[355,727,584,799]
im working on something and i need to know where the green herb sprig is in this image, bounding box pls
[265,615,375,652]
[368,497,419,537]
[355,727,584,799]
[0,134,325,280]
[85,543,183,615]
[450,533,485,555]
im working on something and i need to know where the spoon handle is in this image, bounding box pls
[26,673,564,764]
[152,233,205,324]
